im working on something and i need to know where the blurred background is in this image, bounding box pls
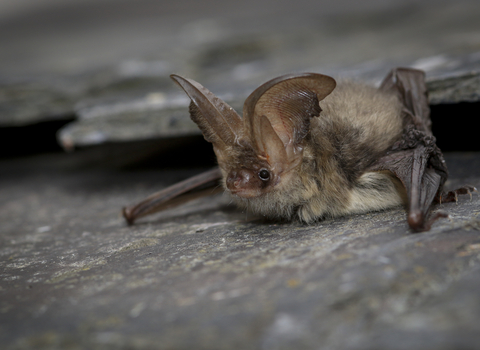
[1,0,480,166]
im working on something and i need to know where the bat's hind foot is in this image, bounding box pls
[438,185,478,204]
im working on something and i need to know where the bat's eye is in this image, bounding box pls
[258,169,270,181]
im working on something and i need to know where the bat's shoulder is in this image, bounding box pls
[308,80,405,163]
[320,80,403,124]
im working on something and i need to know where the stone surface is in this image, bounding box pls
[1,152,480,349]
[2,0,480,145]
[55,52,480,149]
[0,77,76,127]
[2,1,480,349]
[428,71,480,104]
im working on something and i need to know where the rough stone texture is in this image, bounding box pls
[428,71,480,104]
[55,52,480,149]
[2,1,480,349]
[1,152,480,350]
[0,78,74,127]
[1,0,480,146]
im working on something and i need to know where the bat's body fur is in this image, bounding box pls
[230,81,407,222]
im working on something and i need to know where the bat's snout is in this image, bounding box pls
[226,169,262,198]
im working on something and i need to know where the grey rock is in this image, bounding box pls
[0,78,76,126]
[428,71,480,104]
[56,53,480,149]
[59,96,199,150]
[1,152,480,349]
[2,0,480,145]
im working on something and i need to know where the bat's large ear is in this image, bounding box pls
[170,74,243,161]
[243,73,336,170]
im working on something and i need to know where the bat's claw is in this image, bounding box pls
[438,185,477,204]
[470,186,479,200]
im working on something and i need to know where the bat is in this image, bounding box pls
[123,68,475,231]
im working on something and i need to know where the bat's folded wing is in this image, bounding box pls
[369,68,448,231]
[379,67,432,134]
[122,168,222,225]
[369,147,443,231]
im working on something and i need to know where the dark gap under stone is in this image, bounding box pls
[0,116,75,158]
[431,101,480,152]
[0,101,478,162]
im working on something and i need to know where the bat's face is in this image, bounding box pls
[170,72,336,202]
[225,160,275,198]
[219,139,302,200]
[218,139,311,221]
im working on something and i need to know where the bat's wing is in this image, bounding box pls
[122,167,222,225]
[369,68,448,232]
[370,148,446,231]
[379,67,432,134]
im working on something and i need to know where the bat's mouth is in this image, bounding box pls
[228,188,261,198]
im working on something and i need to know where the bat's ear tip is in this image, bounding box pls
[170,74,183,84]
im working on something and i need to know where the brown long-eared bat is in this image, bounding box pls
[122,68,475,232]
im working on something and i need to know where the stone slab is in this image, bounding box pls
[2,0,480,146]
[1,151,480,349]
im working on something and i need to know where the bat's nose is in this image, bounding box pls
[226,169,262,198]
[227,169,254,189]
